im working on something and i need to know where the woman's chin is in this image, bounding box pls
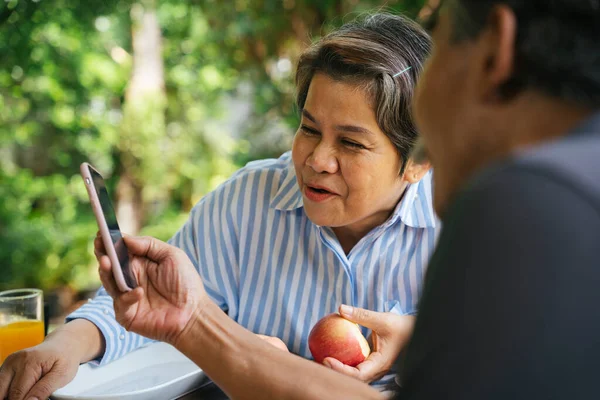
[304,205,343,228]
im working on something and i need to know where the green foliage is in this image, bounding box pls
[0,168,98,290]
[0,0,427,293]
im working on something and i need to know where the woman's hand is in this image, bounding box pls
[95,234,210,346]
[0,337,79,400]
[256,335,289,352]
[322,305,415,383]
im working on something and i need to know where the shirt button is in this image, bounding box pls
[103,308,109,314]
[88,298,93,303]
[119,334,125,340]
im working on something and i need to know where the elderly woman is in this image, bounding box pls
[0,13,436,399]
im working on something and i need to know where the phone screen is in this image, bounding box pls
[88,166,137,289]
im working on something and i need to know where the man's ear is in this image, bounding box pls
[474,4,518,102]
[402,158,431,184]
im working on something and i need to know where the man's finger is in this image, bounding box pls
[98,255,120,298]
[120,287,143,308]
[322,357,362,379]
[112,287,144,331]
[123,236,174,262]
[94,231,107,259]
[339,305,388,332]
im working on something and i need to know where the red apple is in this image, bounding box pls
[308,313,371,367]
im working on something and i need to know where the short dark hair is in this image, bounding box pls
[447,0,600,107]
[295,13,432,172]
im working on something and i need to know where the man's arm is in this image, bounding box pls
[399,165,600,399]
[177,300,385,400]
[97,233,384,400]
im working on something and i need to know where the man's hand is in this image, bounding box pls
[96,234,210,346]
[322,305,415,383]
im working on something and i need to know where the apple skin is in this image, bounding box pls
[308,313,371,367]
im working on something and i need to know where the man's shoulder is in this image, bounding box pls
[467,131,600,215]
[511,130,600,201]
[441,131,600,248]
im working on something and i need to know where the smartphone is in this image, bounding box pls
[80,162,137,292]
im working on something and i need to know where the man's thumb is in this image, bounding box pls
[339,304,384,331]
[124,235,171,261]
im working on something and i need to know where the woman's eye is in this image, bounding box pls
[301,125,320,136]
[342,139,366,149]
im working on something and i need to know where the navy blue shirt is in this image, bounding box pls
[397,113,600,399]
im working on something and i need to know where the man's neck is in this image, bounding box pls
[497,94,593,154]
[467,94,593,181]
[438,94,594,217]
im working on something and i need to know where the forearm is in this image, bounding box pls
[175,302,384,400]
[46,319,105,363]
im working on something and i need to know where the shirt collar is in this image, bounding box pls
[270,163,437,229]
[270,164,304,211]
[393,170,437,229]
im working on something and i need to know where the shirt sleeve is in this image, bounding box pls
[397,165,600,400]
[65,287,155,366]
[66,180,241,365]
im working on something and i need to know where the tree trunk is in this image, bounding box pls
[126,1,165,99]
[115,173,144,235]
[418,0,441,20]
[117,0,166,235]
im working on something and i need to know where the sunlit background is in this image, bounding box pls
[0,0,437,325]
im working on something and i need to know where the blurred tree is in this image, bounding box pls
[195,0,429,163]
[118,0,166,234]
[0,0,131,291]
[0,0,428,295]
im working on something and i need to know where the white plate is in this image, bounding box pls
[51,342,208,400]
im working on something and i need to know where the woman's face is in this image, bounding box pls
[292,73,419,235]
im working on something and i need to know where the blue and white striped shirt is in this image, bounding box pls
[67,152,440,387]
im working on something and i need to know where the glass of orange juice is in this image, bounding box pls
[0,289,45,365]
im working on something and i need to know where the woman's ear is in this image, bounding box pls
[402,158,431,184]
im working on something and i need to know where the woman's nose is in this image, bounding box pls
[306,142,338,174]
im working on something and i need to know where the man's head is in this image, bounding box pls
[414,0,600,215]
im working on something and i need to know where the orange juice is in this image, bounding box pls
[0,320,44,364]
